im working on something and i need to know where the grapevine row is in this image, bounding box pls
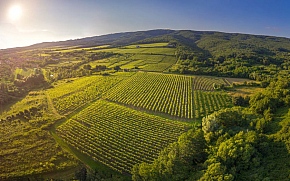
[104,72,194,119]
[47,75,122,115]
[56,100,188,173]
[194,76,228,91]
[104,72,232,120]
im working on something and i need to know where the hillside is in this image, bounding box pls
[3,29,290,80]
[0,30,290,180]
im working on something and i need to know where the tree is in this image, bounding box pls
[201,131,265,180]
[75,167,87,181]
[200,163,234,181]
[202,107,256,143]
[249,92,278,114]
[114,65,121,71]
[83,64,91,70]
[132,129,206,181]
[232,96,249,106]
[95,65,107,71]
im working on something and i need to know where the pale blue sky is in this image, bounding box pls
[1,0,290,49]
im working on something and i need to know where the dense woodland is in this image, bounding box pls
[0,29,290,180]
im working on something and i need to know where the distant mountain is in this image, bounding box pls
[5,29,290,80]
[24,29,175,49]
[5,29,290,55]
[15,29,290,60]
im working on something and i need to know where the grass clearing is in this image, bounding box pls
[229,86,264,97]
[14,68,34,78]
[124,42,168,48]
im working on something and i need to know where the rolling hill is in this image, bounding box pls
[0,29,290,180]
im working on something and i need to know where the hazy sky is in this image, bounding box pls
[0,0,290,49]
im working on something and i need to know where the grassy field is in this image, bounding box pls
[14,68,34,78]
[98,47,175,55]
[228,86,264,97]
[124,42,168,48]
[0,91,79,179]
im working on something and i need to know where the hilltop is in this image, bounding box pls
[3,29,290,80]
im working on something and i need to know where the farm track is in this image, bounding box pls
[56,99,189,174]
[45,92,62,118]
[46,71,231,175]
[48,96,117,173]
[104,98,195,122]
[47,74,137,173]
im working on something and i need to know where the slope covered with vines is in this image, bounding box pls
[104,72,231,120]
[56,100,189,173]
[46,75,123,115]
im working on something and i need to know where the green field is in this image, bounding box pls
[14,68,35,79]
[124,43,169,48]
[104,72,232,120]
[56,99,189,173]
[82,49,177,72]
[46,74,126,115]
[0,91,78,179]
[44,71,231,176]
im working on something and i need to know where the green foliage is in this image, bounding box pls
[200,163,234,181]
[232,96,249,106]
[275,109,290,152]
[249,92,277,114]
[249,77,290,115]
[132,129,206,181]
[201,131,264,180]
[202,107,255,142]
[1,30,290,180]
[0,91,78,179]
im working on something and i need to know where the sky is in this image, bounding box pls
[0,0,290,49]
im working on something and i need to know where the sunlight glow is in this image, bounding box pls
[8,5,22,21]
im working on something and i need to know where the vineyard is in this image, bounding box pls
[90,46,176,55]
[46,75,123,115]
[104,72,232,120]
[194,76,230,91]
[1,28,284,181]
[56,100,189,173]
[89,53,176,72]
[142,56,177,72]
[49,42,177,73]
[193,90,231,118]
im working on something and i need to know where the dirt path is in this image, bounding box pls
[45,92,62,118]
